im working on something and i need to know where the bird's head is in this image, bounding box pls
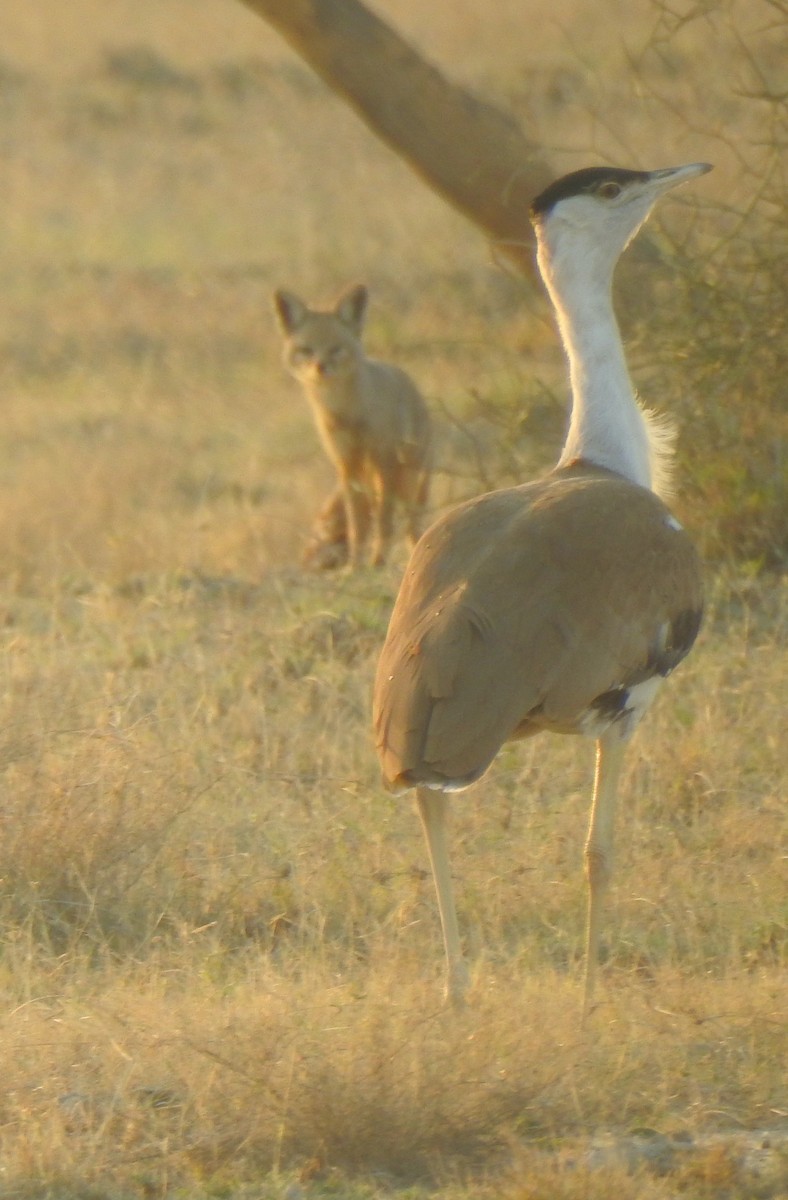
[530,163,712,286]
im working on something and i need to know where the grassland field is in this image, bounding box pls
[0,1,785,1197]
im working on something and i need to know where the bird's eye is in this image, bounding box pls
[597,181,623,199]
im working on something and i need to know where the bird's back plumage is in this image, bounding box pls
[373,462,702,791]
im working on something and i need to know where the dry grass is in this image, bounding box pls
[0,1,785,1197]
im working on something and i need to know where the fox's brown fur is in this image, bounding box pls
[273,283,432,569]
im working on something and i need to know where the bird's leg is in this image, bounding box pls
[582,728,628,1017]
[416,787,470,1006]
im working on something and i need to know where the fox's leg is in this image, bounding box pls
[318,487,371,543]
[325,433,370,569]
[340,470,371,568]
[370,466,396,567]
[304,488,373,570]
[401,466,430,549]
[302,488,347,570]
[317,488,347,543]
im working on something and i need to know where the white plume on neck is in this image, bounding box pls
[535,189,674,496]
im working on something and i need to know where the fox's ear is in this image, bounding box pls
[334,283,368,334]
[273,289,308,334]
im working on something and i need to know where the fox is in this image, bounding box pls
[273,283,432,569]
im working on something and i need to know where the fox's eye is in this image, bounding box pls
[597,181,622,199]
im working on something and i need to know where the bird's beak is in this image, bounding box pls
[645,162,713,197]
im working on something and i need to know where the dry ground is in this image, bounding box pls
[0,1,785,1197]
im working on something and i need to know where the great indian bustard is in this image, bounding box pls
[373,162,711,1009]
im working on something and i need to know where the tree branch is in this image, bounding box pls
[240,0,552,276]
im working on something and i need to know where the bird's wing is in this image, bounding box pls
[373,469,702,789]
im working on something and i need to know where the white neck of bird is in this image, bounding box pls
[539,237,654,491]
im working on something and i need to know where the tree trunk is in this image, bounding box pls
[239,0,552,277]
